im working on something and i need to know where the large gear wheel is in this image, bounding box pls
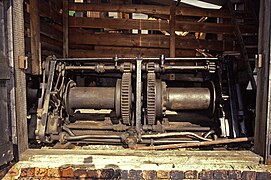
[147,62,156,125]
[121,73,132,125]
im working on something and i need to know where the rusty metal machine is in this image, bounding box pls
[26,55,251,147]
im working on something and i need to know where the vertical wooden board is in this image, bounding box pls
[13,0,28,159]
[169,4,176,80]
[30,0,41,75]
[254,0,271,164]
[169,5,176,58]
[63,0,69,58]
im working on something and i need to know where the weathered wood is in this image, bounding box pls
[39,0,62,24]
[25,36,63,56]
[69,31,233,51]
[30,0,41,75]
[13,0,28,160]
[63,0,69,58]
[68,3,233,18]
[227,1,256,89]
[169,5,176,58]
[25,0,62,24]
[254,0,271,164]
[24,12,63,42]
[69,17,257,34]
[40,35,62,48]
[69,48,195,58]
[16,149,267,172]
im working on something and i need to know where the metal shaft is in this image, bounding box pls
[166,88,211,110]
[68,87,115,111]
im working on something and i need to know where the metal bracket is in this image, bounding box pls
[256,54,263,68]
[136,58,142,139]
[18,55,28,70]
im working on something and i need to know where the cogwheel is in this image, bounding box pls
[121,73,132,125]
[147,73,156,125]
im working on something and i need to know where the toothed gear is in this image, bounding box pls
[147,62,156,125]
[121,73,132,125]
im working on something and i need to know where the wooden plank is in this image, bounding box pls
[41,34,62,48]
[39,0,62,24]
[30,0,41,75]
[69,17,257,34]
[13,0,28,160]
[17,149,267,172]
[169,5,176,58]
[24,12,63,42]
[169,4,176,80]
[254,0,271,164]
[69,31,233,51]
[25,0,62,24]
[69,48,195,58]
[63,0,69,58]
[68,3,233,18]
[25,37,63,57]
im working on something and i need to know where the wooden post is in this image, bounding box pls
[63,0,69,58]
[169,4,176,80]
[30,0,41,75]
[169,5,176,58]
[12,0,28,159]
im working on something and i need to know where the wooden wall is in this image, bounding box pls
[23,0,259,61]
[24,0,63,74]
[67,1,257,58]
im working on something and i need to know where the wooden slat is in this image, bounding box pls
[69,3,232,18]
[69,17,257,34]
[25,0,62,24]
[39,0,62,24]
[30,0,41,75]
[69,48,195,58]
[69,31,233,51]
[25,37,63,56]
[25,12,63,42]
[40,34,62,48]
[63,0,69,58]
[169,5,176,58]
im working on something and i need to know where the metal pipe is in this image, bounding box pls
[72,139,200,144]
[164,65,208,70]
[65,134,120,140]
[57,57,218,62]
[66,65,208,71]
[67,87,115,112]
[166,88,211,110]
[134,137,254,150]
[141,132,212,141]
[70,139,122,143]
[163,126,211,131]
[65,65,118,71]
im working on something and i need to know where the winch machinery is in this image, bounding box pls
[27,55,249,147]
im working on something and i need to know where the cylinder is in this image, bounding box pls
[67,87,115,111]
[166,88,211,110]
